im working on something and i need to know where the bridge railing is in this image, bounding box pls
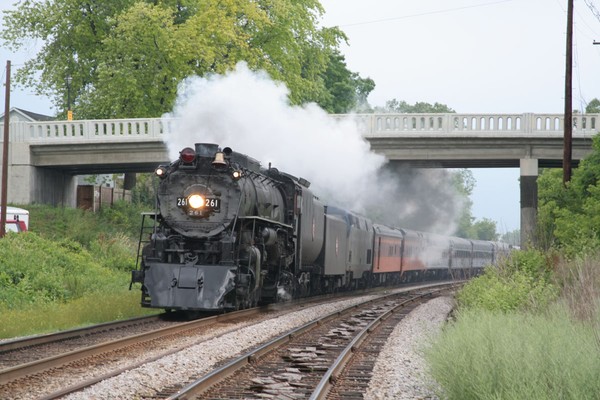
[4,118,174,142]
[2,113,599,142]
[343,113,600,136]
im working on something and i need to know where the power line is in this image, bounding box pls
[337,0,516,28]
[583,0,600,22]
[573,34,588,112]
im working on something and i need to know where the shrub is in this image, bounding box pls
[0,203,157,338]
[89,232,137,272]
[0,232,128,309]
[457,249,559,312]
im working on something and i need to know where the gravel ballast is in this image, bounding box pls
[49,294,454,399]
[365,296,454,400]
[63,294,382,399]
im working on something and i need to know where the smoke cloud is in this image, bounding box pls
[163,62,464,235]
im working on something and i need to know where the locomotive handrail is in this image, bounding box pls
[239,215,293,229]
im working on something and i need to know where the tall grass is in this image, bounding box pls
[426,250,600,399]
[0,290,158,339]
[554,252,600,350]
[425,306,600,400]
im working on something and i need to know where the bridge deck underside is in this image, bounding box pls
[26,134,593,174]
[368,135,592,169]
[30,141,170,174]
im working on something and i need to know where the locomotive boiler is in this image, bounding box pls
[131,143,324,311]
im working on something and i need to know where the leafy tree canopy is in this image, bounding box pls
[375,99,456,113]
[1,0,372,118]
[320,50,375,113]
[538,134,600,255]
[451,169,476,238]
[586,98,600,113]
[470,218,499,241]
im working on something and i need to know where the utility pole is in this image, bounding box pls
[1,60,11,238]
[563,0,574,185]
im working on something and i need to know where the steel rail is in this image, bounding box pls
[0,307,260,385]
[309,287,448,400]
[0,314,163,353]
[2,280,459,398]
[165,283,456,399]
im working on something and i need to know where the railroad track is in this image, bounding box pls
[148,285,455,399]
[0,281,458,399]
[0,314,170,368]
[0,308,265,399]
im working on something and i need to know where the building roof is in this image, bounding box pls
[0,107,54,121]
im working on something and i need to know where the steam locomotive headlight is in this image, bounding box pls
[232,170,243,180]
[188,194,204,209]
[155,166,167,178]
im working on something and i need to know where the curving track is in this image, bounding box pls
[0,282,458,399]
[154,285,453,399]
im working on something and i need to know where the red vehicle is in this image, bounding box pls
[2,207,29,233]
[5,219,27,233]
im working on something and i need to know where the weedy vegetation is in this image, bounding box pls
[0,202,158,339]
[424,136,600,399]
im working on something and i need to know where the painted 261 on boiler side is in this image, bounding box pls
[130,143,509,312]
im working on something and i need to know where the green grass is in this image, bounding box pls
[0,289,158,339]
[425,305,600,400]
[26,201,149,243]
[0,203,155,339]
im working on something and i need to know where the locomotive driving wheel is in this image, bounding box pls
[276,270,295,302]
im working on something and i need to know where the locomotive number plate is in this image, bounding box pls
[177,197,221,211]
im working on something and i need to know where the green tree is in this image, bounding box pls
[451,169,476,238]
[586,98,600,113]
[538,135,600,254]
[80,3,187,118]
[376,99,456,113]
[1,1,137,118]
[1,0,368,118]
[470,218,499,241]
[320,50,375,113]
[449,170,500,240]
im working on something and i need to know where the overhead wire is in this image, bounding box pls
[336,0,517,28]
[573,30,588,112]
[574,0,600,40]
[582,0,600,22]
[555,0,600,111]
[574,0,600,111]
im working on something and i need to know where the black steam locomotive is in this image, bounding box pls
[131,143,509,312]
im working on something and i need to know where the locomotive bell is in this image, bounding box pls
[212,151,227,169]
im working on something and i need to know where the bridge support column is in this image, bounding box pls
[520,159,538,249]
[32,167,77,206]
[7,164,76,206]
[3,141,77,206]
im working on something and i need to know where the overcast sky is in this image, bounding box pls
[2,0,600,233]
[318,0,600,233]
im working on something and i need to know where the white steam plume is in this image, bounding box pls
[163,62,463,235]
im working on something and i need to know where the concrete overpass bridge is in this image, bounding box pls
[1,112,598,246]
